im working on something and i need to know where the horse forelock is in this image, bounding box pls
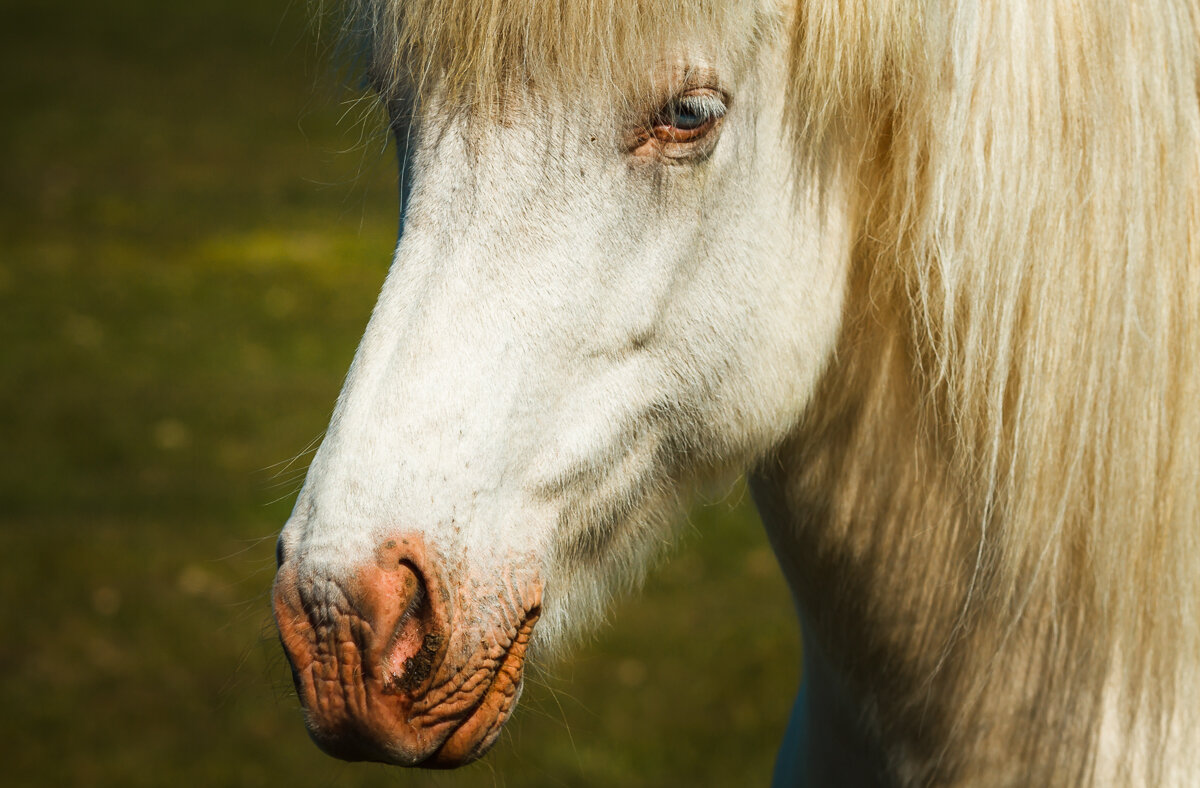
[333,0,782,108]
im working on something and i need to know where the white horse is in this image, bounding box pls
[273,1,1200,784]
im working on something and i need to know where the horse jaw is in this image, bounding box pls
[273,36,853,766]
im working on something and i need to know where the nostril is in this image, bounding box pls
[275,537,286,569]
[385,559,444,693]
[376,565,435,688]
[273,534,450,761]
[396,559,425,617]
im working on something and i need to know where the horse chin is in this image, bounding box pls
[272,537,542,769]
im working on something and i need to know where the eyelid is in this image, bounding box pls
[625,83,729,161]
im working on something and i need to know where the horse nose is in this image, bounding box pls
[272,536,448,764]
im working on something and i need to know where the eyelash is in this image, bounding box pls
[651,92,727,143]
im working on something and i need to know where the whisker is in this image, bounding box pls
[258,431,325,477]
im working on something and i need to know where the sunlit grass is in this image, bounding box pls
[0,2,799,785]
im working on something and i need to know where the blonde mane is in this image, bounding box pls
[335,0,1200,781]
[786,2,1200,782]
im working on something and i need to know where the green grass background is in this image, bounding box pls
[0,2,800,785]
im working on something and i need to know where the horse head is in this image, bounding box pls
[272,2,851,766]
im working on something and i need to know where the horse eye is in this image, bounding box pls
[651,90,726,144]
[668,103,710,130]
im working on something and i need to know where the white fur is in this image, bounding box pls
[279,31,851,658]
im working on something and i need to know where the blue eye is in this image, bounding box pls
[652,90,727,142]
[670,103,710,130]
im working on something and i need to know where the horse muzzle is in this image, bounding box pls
[272,535,541,767]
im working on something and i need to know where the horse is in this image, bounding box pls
[271,1,1200,784]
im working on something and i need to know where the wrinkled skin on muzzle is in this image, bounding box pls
[274,534,539,764]
[272,23,852,767]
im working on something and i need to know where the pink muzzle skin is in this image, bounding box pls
[273,535,541,767]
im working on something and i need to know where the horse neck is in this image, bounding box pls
[753,297,1111,785]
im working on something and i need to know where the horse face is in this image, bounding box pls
[273,30,851,767]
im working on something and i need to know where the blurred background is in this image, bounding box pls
[0,1,799,785]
